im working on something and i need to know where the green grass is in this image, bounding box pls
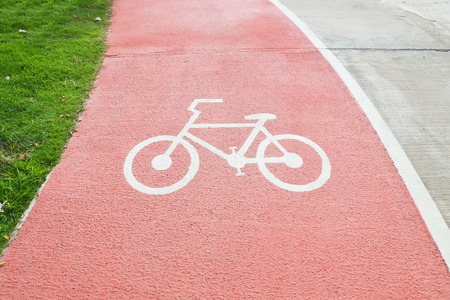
[0,0,112,251]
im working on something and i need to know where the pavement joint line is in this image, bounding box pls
[104,48,329,57]
[270,0,450,270]
[327,47,450,52]
[103,48,450,59]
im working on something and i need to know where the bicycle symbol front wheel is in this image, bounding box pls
[123,135,199,195]
[256,134,331,192]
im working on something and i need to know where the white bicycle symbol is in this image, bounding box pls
[124,99,331,195]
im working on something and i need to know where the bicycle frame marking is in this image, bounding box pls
[123,99,331,195]
[164,99,288,174]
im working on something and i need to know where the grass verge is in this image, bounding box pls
[0,0,112,251]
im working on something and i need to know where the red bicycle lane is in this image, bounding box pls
[1,0,449,298]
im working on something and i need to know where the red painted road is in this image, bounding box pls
[1,0,449,298]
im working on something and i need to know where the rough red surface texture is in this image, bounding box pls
[1,0,449,298]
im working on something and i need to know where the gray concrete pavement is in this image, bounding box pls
[280,0,450,225]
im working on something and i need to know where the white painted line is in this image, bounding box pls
[268,0,450,269]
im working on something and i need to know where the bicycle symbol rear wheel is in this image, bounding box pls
[124,135,199,195]
[256,134,331,192]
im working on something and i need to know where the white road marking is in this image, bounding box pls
[123,100,331,194]
[268,0,450,268]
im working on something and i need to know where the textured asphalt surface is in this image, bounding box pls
[0,0,449,298]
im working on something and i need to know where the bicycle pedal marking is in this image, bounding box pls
[123,99,331,195]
